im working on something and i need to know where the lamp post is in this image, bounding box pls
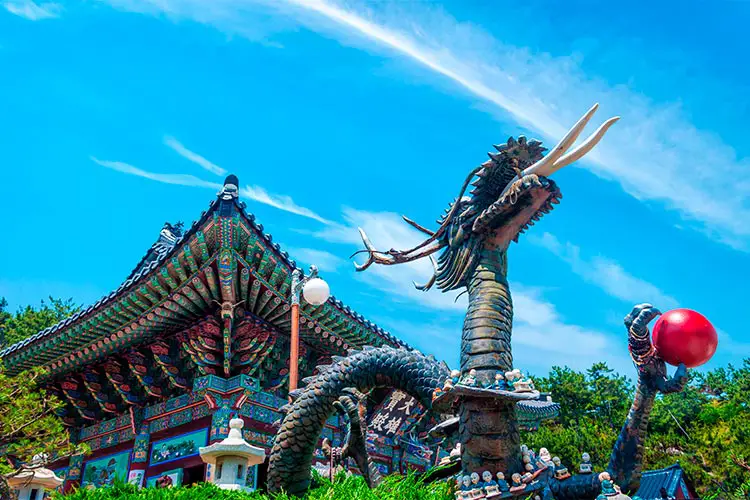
[289,265,330,400]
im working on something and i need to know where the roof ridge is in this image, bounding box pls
[0,175,412,361]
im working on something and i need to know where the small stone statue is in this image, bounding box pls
[504,370,518,387]
[481,470,496,487]
[455,475,472,500]
[482,470,500,498]
[521,463,535,483]
[445,369,460,390]
[601,479,619,497]
[537,448,554,469]
[469,472,485,499]
[509,473,526,493]
[440,443,460,466]
[487,372,506,390]
[552,456,571,480]
[460,369,478,387]
[580,452,593,474]
[453,476,465,500]
[522,453,537,472]
[496,472,510,492]
[509,368,534,392]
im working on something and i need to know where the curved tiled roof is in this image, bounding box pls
[0,182,411,365]
[636,463,694,500]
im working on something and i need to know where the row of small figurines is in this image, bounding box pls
[454,470,537,500]
[521,446,595,479]
[453,448,595,500]
[434,368,536,398]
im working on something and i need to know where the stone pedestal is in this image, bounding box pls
[199,417,265,491]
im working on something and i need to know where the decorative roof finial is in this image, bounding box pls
[219,174,239,200]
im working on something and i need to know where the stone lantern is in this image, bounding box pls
[4,455,63,500]
[199,417,266,491]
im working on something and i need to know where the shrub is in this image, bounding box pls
[55,471,454,500]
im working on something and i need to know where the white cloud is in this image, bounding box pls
[528,231,679,310]
[240,185,333,225]
[286,247,345,273]
[164,136,227,176]
[98,0,750,249]
[91,156,333,224]
[91,157,223,189]
[3,0,61,20]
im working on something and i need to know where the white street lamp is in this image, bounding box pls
[289,265,330,399]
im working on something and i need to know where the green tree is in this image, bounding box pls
[0,366,88,471]
[528,359,750,497]
[525,363,632,471]
[0,297,88,491]
[0,296,81,349]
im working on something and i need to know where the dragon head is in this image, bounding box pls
[353,104,618,291]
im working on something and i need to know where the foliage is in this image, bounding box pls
[523,360,750,497]
[57,472,455,500]
[0,296,81,349]
[522,363,632,472]
[0,297,88,478]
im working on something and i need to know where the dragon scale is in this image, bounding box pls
[267,347,448,495]
[459,243,521,474]
[609,382,656,491]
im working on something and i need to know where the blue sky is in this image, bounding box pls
[1,0,749,377]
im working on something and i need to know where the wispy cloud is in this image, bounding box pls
[91,157,222,189]
[164,136,227,177]
[528,231,679,310]
[241,185,334,225]
[91,156,333,225]
[100,0,750,249]
[3,0,61,20]
[286,247,345,273]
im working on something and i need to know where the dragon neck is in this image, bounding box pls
[608,378,656,493]
[460,243,512,386]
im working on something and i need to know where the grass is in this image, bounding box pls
[54,471,455,500]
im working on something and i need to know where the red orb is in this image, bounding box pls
[652,309,718,368]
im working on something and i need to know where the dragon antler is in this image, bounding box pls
[499,103,619,198]
[351,166,483,272]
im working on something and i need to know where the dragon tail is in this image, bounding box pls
[266,346,448,495]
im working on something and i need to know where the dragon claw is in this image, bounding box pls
[626,303,661,334]
[662,363,689,393]
[624,303,652,327]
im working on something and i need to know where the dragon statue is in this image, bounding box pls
[267,104,689,498]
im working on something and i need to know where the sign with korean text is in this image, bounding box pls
[367,390,424,440]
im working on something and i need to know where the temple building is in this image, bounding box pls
[635,463,698,500]
[0,176,437,492]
